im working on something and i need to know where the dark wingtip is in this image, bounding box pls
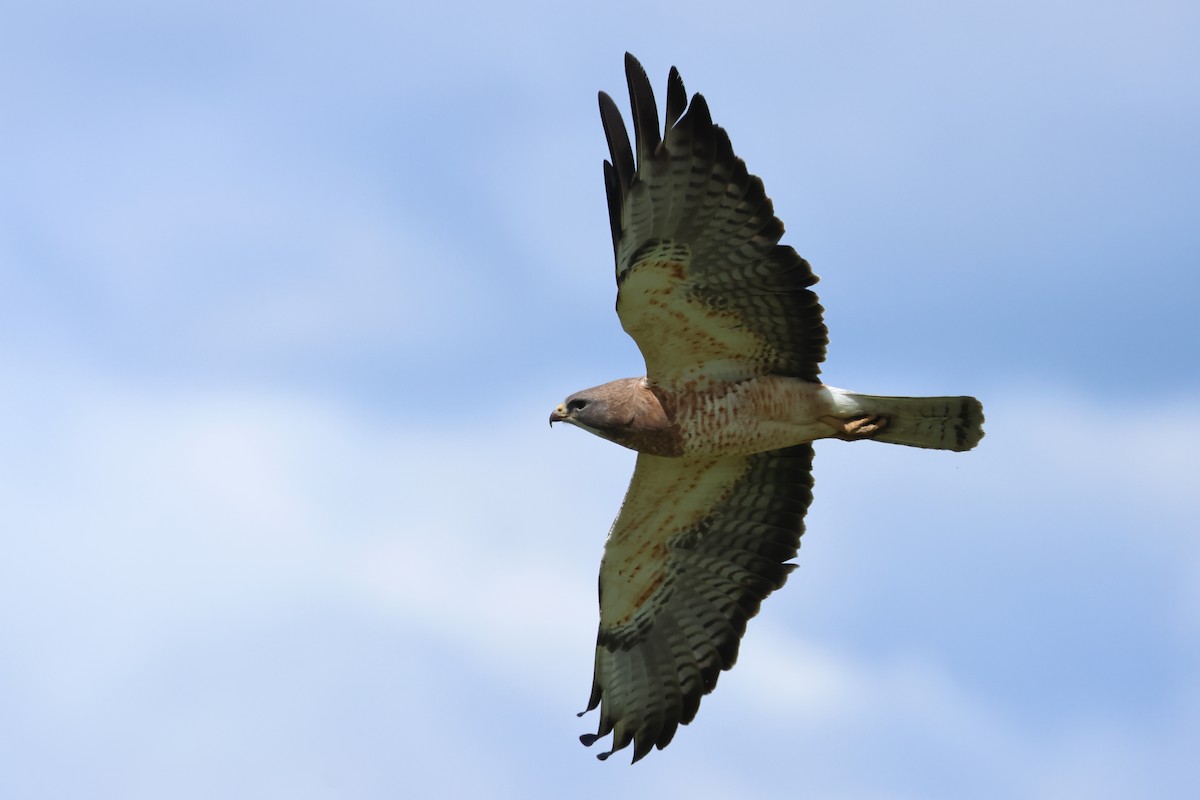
[624,53,661,166]
[665,66,687,131]
[687,91,713,130]
[598,90,634,198]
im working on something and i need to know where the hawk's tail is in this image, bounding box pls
[843,393,985,452]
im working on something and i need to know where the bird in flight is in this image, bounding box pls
[550,53,984,763]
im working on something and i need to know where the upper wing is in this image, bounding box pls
[580,444,815,761]
[600,54,827,386]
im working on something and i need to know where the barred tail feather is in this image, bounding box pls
[847,394,985,452]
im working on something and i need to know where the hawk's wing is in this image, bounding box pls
[600,54,827,387]
[580,444,814,761]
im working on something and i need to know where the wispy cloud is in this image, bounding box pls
[1,1,1197,796]
[0,362,1196,796]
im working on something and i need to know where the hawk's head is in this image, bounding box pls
[549,389,616,436]
[550,378,681,456]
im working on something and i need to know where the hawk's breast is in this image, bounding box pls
[665,376,836,456]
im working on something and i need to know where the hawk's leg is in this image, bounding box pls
[821,414,888,441]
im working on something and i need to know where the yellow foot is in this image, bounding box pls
[821,414,888,441]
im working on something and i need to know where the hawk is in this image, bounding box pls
[550,54,983,763]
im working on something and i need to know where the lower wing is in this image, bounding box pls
[581,444,815,761]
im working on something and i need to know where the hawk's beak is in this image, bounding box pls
[549,404,568,427]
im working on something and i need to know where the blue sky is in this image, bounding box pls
[2,1,1198,797]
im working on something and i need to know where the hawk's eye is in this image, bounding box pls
[567,398,589,413]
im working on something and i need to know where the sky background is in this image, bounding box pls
[2,1,1198,797]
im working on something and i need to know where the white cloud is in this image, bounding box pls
[1,2,1197,794]
[1,363,1197,797]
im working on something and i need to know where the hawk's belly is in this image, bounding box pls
[670,377,845,456]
